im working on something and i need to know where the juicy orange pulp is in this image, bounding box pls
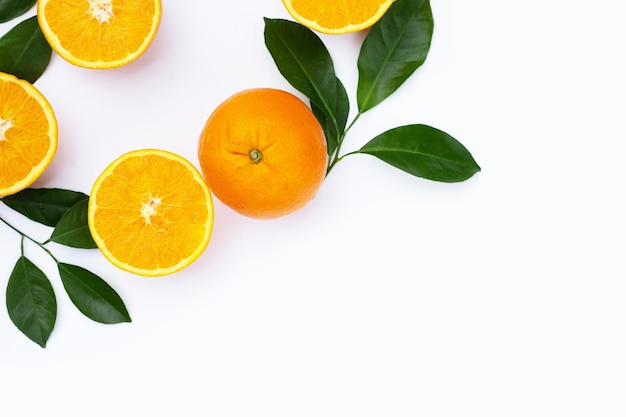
[88,149,214,277]
[37,0,162,69]
[281,0,394,34]
[0,72,57,197]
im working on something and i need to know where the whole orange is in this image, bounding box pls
[198,88,327,219]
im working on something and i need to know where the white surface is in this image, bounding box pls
[1,0,625,415]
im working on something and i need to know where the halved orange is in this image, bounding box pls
[88,149,214,277]
[0,72,57,197]
[37,0,162,69]
[281,0,394,34]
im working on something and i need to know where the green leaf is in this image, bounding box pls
[357,0,434,113]
[58,263,131,324]
[357,124,481,182]
[0,0,36,23]
[264,17,349,149]
[48,199,97,249]
[1,188,89,227]
[311,82,349,157]
[6,256,57,348]
[0,15,52,83]
[310,103,335,155]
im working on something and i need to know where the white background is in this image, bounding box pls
[1,0,625,415]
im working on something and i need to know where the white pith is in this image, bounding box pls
[140,196,161,224]
[87,0,114,24]
[0,118,13,142]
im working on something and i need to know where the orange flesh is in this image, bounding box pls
[38,0,161,67]
[90,151,213,275]
[282,0,393,33]
[0,75,56,196]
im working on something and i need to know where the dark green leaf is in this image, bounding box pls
[311,103,335,155]
[0,0,36,23]
[358,124,481,182]
[0,15,52,83]
[264,17,349,149]
[1,188,89,227]
[48,199,97,248]
[6,256,57,348]
[58,263,131,324]
[311,81,349,157]
[357,0,434,113]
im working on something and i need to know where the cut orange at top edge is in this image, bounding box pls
[281,0,394,34]
[0,72,58,197]
[37,0,162,69]
[88,149,214,277]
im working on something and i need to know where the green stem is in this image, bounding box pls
[326,112,362,176]
[328,150,359,173]
[343,112,362,138]
[0,214,59,263]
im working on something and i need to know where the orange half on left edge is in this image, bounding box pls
[0,72,57,197]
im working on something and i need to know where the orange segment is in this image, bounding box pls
[0,72,57,197]
[281,0,393,34]
[88,149,214,277]
[37,0,162,69]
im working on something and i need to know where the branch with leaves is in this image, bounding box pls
[264,0,480,182]
[1,189,131,348]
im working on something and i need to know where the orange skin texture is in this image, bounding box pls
[198,88,327,219]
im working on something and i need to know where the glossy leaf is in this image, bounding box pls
[0,0,36,23]
[357,0,434,113]
[311,80,349,157]
[264,18,349,149]
[58,263,131,324]
[48,199,97,248]
[0,15,52,83]
[6,256,57,348]
[1,188,89,227]
[358,124,481,182]
[310,103,336,156]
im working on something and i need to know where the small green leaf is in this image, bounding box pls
[0,15,52,83]
[48,199,97,249]
[264,17,349,149]
[0,0,36,23]
[358,124,481,182]
[357,0,434,113]
[1,188,89,227]
[58,263,131,324]
[6,256,57,348]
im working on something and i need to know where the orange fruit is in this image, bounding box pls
[281,0,393,34]
[37,0,162,69]
[88,149,214,277]
[198,88,327,220]
[0,72,57,197]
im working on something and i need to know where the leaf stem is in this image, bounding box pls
[326,112,362,176]
[0,214,59,264]
[343,112,362,138]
